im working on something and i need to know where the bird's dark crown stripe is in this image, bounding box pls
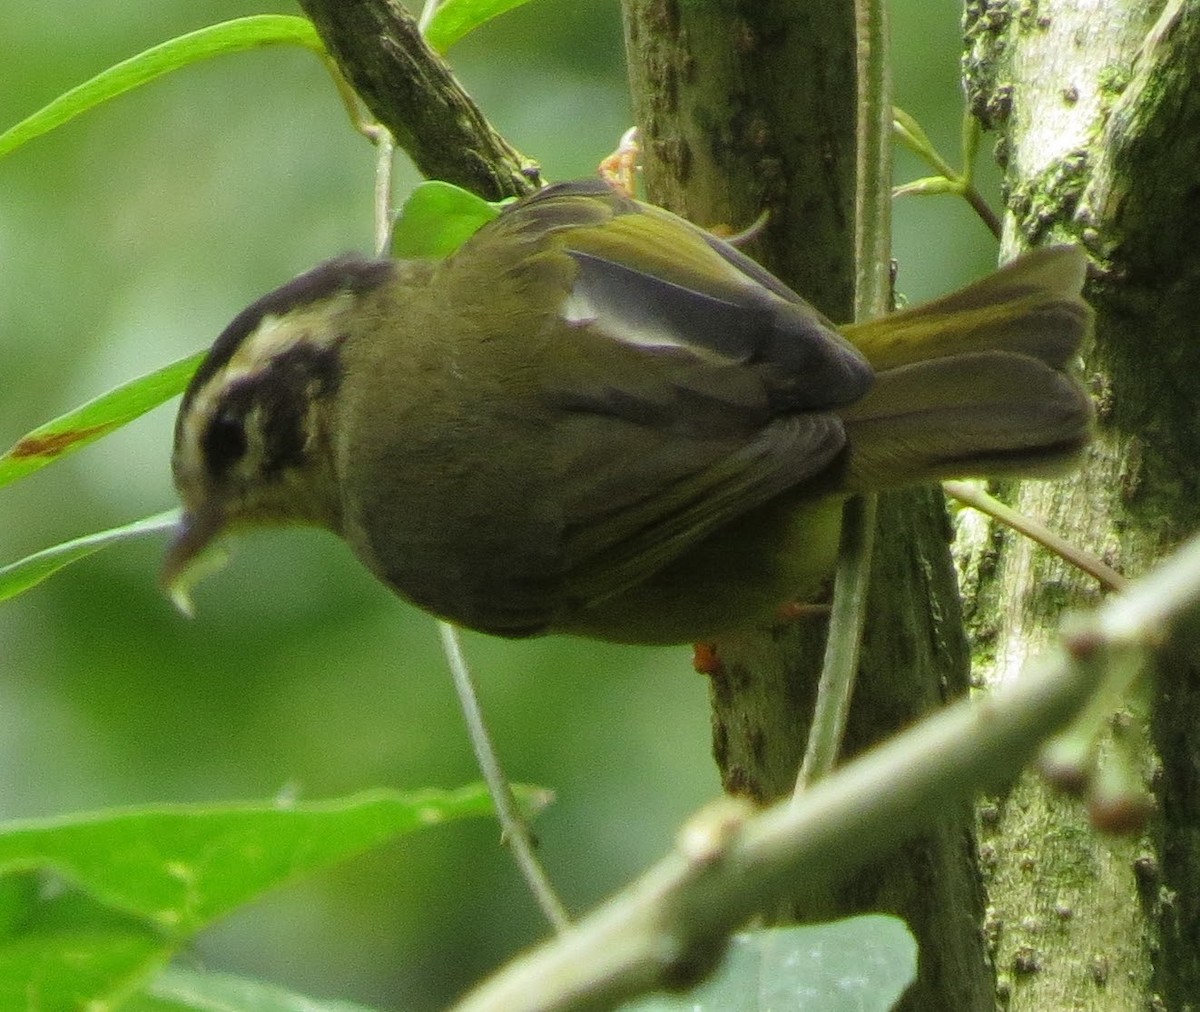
[261,339,347,476]
[197,339,346,481]
[182,254,393,411]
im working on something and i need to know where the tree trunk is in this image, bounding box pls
[622,3,994,1008]
[964,0,1200,1006]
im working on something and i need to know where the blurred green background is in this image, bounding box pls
[0,2,1000,1008]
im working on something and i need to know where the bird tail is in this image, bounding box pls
[835,246,1094,491]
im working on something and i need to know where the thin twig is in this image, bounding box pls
[944,480,1128,592]
[795,495,877,792]
[794,0,891,796]
[358,110,569,930]
[964,186,1003,240]
[371,127,395,255]
[439,623,572,932]
[891,106,1002,239]
[319,56,377,141]
[454,530,1200,1010]
[854,6,893,322]
[956,112,1002,239]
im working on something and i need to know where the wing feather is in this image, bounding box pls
[436,181,873,615]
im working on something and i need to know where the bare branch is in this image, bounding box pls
[455,532,1200,1011]
[297,0,540,200]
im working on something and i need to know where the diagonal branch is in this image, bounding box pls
[297,0,540,200]
[453,532,1200,1012]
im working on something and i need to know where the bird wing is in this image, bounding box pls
[451,181,874,614]
[496,180,873,409]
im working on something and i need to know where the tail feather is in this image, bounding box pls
[835,246,1094,490]
[841,246,1090,371]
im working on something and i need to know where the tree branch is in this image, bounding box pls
[454,533,1200,1011]
[297,0,540,200]
[1083,0,1200,285]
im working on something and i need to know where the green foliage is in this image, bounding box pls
[624,917,917,1011]
[0,17,323,162]
[0,351,201,601]
[0,15,333,604]
[425,0,541,54]
[0,5,588,1003]
[0,354,202,489]
[390,180,507,259]
[0,29,514,608]
[893,105,1000,238]
[893,105,977,198]
[0,510,179,602]
[135,966,382,1011]
[0,787,535,1008]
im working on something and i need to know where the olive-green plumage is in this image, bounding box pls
[164,180,1092,644]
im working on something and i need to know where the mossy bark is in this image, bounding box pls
[963,1,1200,1006]
[622,3,993,1008]
[297,0,539,199]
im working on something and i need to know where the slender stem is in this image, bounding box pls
[320,57,404,255]
[418,0,441,35]
[359,106,568,931]
[439,624,572,932]
[956,114,1001,237]
[944,480,1129,592]
[795,495,877,792]
[795,0,891,797]
[372,128,395,255]
[964,186,1003,240]
[892,106,1001,239]
[853,0,892,320]
[320,55,374,137]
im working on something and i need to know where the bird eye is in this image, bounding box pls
[202,411,248,475]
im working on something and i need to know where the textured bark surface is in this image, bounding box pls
[963,0,1200,1006]
[298,0,539,200]
[623,1,857,317]
[623,3,993,1008]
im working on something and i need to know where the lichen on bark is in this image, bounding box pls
[964,1,1200,1007]
[623,3,994,1008]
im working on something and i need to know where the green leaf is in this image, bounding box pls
[0,871,40,939]
[0,16,324,161]
[390,180,507,259]
[424,0,539,53]
[0,352,203,489]
[0,787,529,935]
[135,966,382,1012]
[0,917,169,1012]
[623,916,917,1011]
[0,786,548,1007]
[0,510,179,603]
[892,175,961,199]
[891,105,938,164]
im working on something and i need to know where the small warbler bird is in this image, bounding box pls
[163,179,1092,644]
